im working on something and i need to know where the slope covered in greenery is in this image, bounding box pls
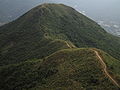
[0,3,120,66]
[0,3,120,90]
[98,49,120,83]
[0,48,119,90]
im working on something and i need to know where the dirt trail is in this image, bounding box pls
[65,41,76,48]
[93,50,120,88]
[65,41,120,88]
[65,41,72,48]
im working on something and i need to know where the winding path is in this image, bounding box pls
[65,41,120,88]
[65,41,76,48]
[93,50,120,88]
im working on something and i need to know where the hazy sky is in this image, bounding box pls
[0,0,120,22]
[49,0,120,22]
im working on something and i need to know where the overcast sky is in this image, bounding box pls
[0,0,120,22]
[49,0,120,22]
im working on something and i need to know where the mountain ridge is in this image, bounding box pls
[0,48,120,90]
[0,4,120,65]
[0,4,120,89]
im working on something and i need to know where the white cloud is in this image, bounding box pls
[113,25,119,28]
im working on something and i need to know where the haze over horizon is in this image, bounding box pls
[0,0,120,22]
[0,0,120,35]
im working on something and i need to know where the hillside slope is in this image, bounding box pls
[0,48,119,90]
[0,4,120,66]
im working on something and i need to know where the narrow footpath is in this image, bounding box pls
[65,41,120,88]
[93,50,120,88]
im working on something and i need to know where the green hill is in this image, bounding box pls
[0,3,120,66]
[0,3,120,89]
[0,48,119,90]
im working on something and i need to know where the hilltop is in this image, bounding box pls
[0,3,120,89]
[0,4,120,66]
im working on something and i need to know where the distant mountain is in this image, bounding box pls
[0,3,120,66]
[0,0,120,36]
[0,3,120,89]
[1,0,120,23]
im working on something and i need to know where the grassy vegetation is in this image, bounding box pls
[96,49,120,84]
[0,35,70,66]
[0,4,120,66]
[0,48,119,90]
[0,3,120,89]
[0,4,120,65]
